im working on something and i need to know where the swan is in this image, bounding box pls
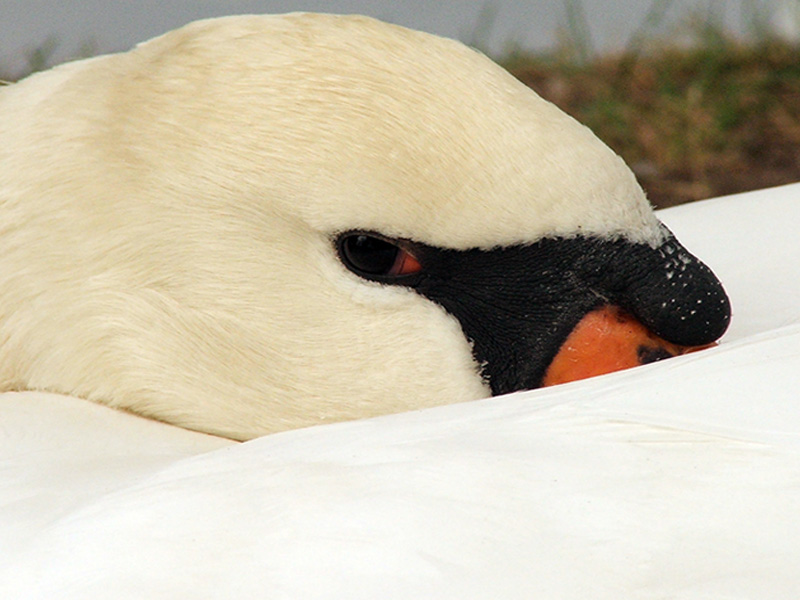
[1,13,799,599]
[0,13,729,440]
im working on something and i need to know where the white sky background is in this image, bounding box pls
[0,0,796,75]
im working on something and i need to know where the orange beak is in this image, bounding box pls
[542,305,716,386]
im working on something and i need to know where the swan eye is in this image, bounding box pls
[338,233,422,279]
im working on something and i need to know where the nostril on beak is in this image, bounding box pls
[636,345,676,365]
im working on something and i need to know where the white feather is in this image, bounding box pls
[1,183,799,598]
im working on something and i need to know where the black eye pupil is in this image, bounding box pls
[341,235,400,275]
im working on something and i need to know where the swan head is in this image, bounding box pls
[0,14,730,439]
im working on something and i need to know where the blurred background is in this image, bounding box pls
[2,0,798,207]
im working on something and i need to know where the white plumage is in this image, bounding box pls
[2,184,799,598]
[1,13,797,598]
[0,14,668,439]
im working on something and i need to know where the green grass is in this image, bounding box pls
[498,9,800,207]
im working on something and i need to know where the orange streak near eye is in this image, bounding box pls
[392,250,422,275]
